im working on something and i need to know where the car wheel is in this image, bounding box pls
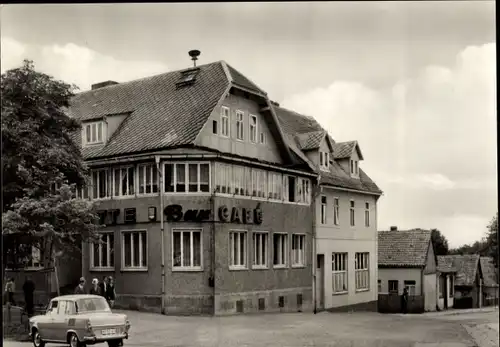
[107,339,123,347]
[69,332,85,347]
[32,330,46,347]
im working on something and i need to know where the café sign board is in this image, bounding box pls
[164,203,263,225]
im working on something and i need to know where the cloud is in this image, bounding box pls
[282,42,497,247]
[1,37,169,91]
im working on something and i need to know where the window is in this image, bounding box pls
[355,253,369,290]
[378,279,382,293]
[138,164,159,195]
[253,232,268,268]
[232,165,245,195]
[350,159,359,176]
[216,163,232,194]
[273,233,288,267]
[350,200,355,226]
[364,202,370,227]
[297,178,310,204]
[260,132,266,144]
[27,246,42,269]
[84,121,105,145]
[439,276,445,298]
[91,233,114,269]
[48,300,58,314]
[321,196,327,224]
[66,301,77,315]
[249,114,257,143]
[320,151,330,171]
[251,168,267,198]
[333,198,340,225]
[286,176,296,202]
[212,120,218,134]
[91,169,111,199]
[178,69,199,85]
[122,230,147,270]
[236,111,244,140]
[292,234,305,267]
[221,107,230,137]
[229,231,247,269]
[388,280,399,294]
[404,280,416,296]
[267,171,283,200]
[112,166,135,197]
[57,301,68,315]
[164,162,210,193]
[332,253,348,294]
[173,229,202,269]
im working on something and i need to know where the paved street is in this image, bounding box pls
[4,308,498,347]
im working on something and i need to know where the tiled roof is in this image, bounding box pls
[332,141,357,159]
[296,130,326,151]
[378,229,432,268]
[274,107,324,135]
[480,257,498,287]
[437,256,457,273]
[70,62,229,160]
[225,63,267,96]
[439,255,480,286]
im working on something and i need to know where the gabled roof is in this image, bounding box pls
[437,256,457,273]
[438,255,481,286]
[480,257,498,287]
[378,229,432,268]
[296,130,326,151]
[332,141,364,160]
[224,62,267,96]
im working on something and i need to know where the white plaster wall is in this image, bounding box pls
[424,273,437,311]
[378,268,422,295]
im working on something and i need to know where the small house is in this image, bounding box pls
[436,256,457,310]
[480,257,498,307]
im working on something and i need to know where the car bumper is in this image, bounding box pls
[83,332,128,343]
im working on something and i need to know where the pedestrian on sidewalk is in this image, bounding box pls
[89,278,101,295]
[99,276,108,298]
[106,276,116,308]
[23,276,35,316]
[402,287,409,314]
[74,277,86,294]
[4,277,16,306]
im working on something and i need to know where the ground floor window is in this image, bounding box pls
[253,232,268,268]
[404,280,416,296]
[91,233,114,269]
[291,234,305,267]
[388,280,399,294]
[173,229,202,270]
[439,275,445,298]
[229,230,247,269]
[273,233,288,267]
[355,252,369,290]
[122,230,147,270]
[377,279,382,293]
[332,253,348,294]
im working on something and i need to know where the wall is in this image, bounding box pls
[196,92,282,164]
[437,273,454,310]
[106,113,128,140]
[378,294,425,314]
[424,273,437,311]
[423,241,436,275]
[378,268,422,295]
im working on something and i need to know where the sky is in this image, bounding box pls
[1,2,496,248]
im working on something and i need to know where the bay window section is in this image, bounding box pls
[267,171,283,200]
[113,166,135,197]
[164,162,210,193]
[91,169,111,199]
[216,163,232,194]
[138,164,158,194]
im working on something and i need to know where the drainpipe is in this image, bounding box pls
[312,174,321,314]
[210,188,216,315]
[155,156,166,315]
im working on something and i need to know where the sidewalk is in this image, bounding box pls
[394,306,499,317]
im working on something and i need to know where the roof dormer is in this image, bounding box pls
[332,141,364,178]
[81,112,130,148]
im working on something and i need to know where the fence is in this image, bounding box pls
[378,294,425,313]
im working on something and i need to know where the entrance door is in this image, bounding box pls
[316,254,325,310]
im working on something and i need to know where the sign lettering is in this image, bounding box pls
[218,204,263,225]
[164,205,211,222]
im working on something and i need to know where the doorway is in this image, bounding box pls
[443,275,448,309]
[316,254,324,310]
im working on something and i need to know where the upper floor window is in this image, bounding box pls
[350,200,355,226]
[251,168,267,198]
[296,178,311,204]
[321,196,327,224]
[236,111,244,140]
[91,169,111,199]
[364,202,370,227]
[221,107,230,137]
[260,132,266,144]
[319,151,330,171]
[350,159,359,176]
[249,115,257,143]
[138,163,159,195]
[84,121,105,145]
[112,166,135,197]
[333,198,340,225]
[267,171,283,200]
[164,162,210,193]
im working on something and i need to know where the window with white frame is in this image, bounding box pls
[321,196,327,224]
[221,106,230,137]
[292,234,305,267]
[164,163,210,193]
[172,229,202,269]
[388,280,399,294]
[284,175,297,202]
[236,111,244,140]
[229,231,247,269]
[76,184,89,200]
[252,232,268,268]
[350,159,359,176]
[273,233,288,267]
[333,198,340,225]
[122,230,147,270]
[332,253,348,294]
[232,165,245,195]
[404,280,416,296]
[251,168,267,198]
[112,166,135,197]
[267,171,283,200]
[355,252,369,290]
[319,151,330,171]
[216,163,232,194]
[364,202,370,227]
[260,132,266,144]
[83,121,105,145]
[297,178,310,204]
[91,233,114,269]
[138,163,159,194]
[91,169,110,199]
[249,114,257,143]
[350,200,355,226]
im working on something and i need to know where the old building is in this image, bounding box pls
[436,256,457,310]
[70,59,318,315]
[377,228,438,313]
[275,110,382,312]
[480,256,499,306]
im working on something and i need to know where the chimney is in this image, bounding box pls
[91,81,119,90]
[390,226,398,231]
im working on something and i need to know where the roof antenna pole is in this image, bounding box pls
[189,50,201,67]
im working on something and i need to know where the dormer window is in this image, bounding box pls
[319,151,330,171]
[350,159,359,177]
[83,121,105,145]
[176,68,200,88]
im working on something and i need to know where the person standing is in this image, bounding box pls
[74,277,86,294]
[22,276,35,316]
[89,278,101,295]
[401,287,409,314]
[4,277,16,306]
[106,276,116,308]
[99,276,108,298]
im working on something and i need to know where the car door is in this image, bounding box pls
[52,300,68,342]
[40,300,58,341]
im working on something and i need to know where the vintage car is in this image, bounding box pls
[29,294,131,347]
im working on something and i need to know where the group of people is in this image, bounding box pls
[4,276,36,316]
[75,275,116,307]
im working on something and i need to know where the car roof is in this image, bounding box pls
[51,294,103,301]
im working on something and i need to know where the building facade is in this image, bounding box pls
[436,256,457,310]
[73,61,317,315]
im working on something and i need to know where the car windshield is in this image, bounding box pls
[75,297,111,313]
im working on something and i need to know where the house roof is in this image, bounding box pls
[332,141,364,160]
[225,63,267,96]
[437,256,457,273]
[438,255,481,287]
[296,130,326,151]
[480,257,498,287]
[378,229,432,268]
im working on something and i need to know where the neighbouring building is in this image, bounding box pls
[377,228,437,313]
[70,59,319,315]
[275,110,382,312]
[438,255,484,309]
[480,257,499,306]
[436,256,457,310]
